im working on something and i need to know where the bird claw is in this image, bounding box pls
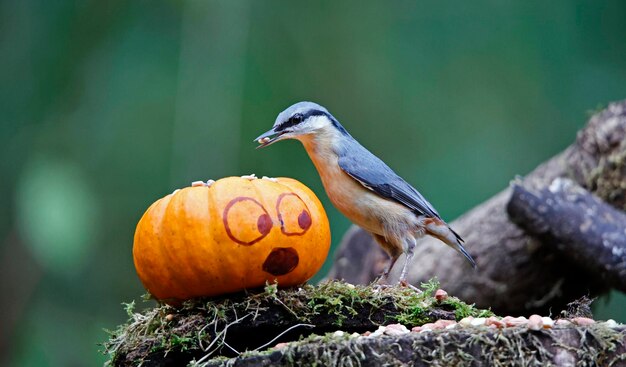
[375,274,390,285]
[371,284,392,292]
[399,279,422,293]
[371,278,422,293]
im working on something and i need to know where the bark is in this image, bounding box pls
[327,100,626,315]
[507,178,626,292]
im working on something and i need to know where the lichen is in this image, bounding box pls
[216,324,626,367]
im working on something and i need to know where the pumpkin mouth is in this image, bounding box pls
[262,247,299,276]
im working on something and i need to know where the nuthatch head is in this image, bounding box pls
[255,102,476,285]
[255,102,343,148]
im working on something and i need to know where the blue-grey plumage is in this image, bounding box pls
[255,102,476,284]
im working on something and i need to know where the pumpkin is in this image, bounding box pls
[133,176,331,302]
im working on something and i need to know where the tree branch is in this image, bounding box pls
[327,100,626,314]
[507,178,626,292]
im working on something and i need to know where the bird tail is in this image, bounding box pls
[424,218,477,268]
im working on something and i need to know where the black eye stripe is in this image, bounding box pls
[275,109,330,132]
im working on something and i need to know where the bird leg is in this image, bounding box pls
[369,232,402,285]
[399,279,422,292]
[398,237,417,287]
[398,250,422,293]
[376,254,400,285]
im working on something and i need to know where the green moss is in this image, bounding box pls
[102,279,492,366]
[445,298,494,320]
[586,144,626,210]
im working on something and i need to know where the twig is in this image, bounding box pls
[252,323,315,352]
[194,313,252,364]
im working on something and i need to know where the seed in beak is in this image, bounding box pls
[258,137,271,144]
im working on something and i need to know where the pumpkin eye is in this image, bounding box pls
[223,197,272,245]
[276,193,312,236]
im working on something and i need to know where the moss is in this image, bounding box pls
[559,296,595,319]
[393,280,493,326]
[102,279,491,366]
[445,298,494,320]
[585,140,626,210]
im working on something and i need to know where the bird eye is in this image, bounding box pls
[223,197,273,245]
[290,113,303,124]
[276,193,312,236]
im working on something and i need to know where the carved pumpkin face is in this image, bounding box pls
[133,176,331,302]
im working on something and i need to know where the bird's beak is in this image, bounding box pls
[253,127,285,148]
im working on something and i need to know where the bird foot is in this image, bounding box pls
[371,284,393,292]
[399,279,422,293]
[371,277,392,291]
[375,275,389,285]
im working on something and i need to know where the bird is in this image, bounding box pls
[254,101,476,285]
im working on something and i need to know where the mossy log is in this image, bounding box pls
[105,281,626,366]
[104,281,491,366]
[205,325,626,367]
[328,100,626,315]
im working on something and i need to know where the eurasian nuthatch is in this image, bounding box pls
[255,102,476,284]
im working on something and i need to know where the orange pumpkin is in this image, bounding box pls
[133,176,331,302]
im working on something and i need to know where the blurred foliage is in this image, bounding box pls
[1,0,625,365]
[16,156,99,276]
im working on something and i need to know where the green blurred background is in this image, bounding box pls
[2,1,626,365]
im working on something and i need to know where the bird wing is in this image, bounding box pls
[337,147,442,219]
